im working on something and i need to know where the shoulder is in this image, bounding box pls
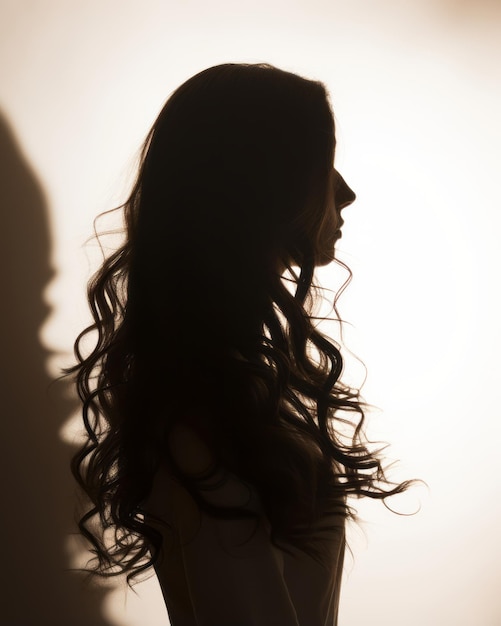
[144,422,214,531]
[168,421,215,477]
[148,421,260,513]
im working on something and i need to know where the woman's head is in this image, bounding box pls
[126,62,355,360]
[131,63,354,263]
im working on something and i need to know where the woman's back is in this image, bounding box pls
[144,424,345,626]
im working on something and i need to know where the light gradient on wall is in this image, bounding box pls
[1,0,500,624]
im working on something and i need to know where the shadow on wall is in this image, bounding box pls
[0,109,114,626]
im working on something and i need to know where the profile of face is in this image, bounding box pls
[315,168,356,266]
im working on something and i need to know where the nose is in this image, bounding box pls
[335,172,356,210]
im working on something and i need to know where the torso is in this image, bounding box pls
[143,424,346,625]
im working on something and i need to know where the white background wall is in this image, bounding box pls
[1,1,500,624]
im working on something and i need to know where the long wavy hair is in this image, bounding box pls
[65,62,414,586]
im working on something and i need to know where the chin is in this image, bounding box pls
[315,251,335,267]
[315,241,337,266]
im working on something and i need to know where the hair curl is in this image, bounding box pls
[64,62,415,586]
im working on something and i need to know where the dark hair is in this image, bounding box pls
[65,62,414,586]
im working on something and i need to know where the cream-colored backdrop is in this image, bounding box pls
[1,1,499,624]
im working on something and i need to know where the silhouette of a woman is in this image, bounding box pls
[66,63,412,625]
